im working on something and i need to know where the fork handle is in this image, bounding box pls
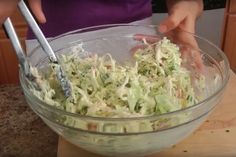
[18,0,58,63]
[3,18,31,76]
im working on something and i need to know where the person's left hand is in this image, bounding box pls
[158,0,204,69]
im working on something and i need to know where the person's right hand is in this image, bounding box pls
[0,0,46,25]
[158,0,204,70]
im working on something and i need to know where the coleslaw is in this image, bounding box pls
[30,37,205,119]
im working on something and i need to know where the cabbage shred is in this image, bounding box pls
[32,37,200,118]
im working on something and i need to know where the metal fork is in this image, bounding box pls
[3,0,72,97]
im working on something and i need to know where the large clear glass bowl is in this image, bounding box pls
[20,24,230,157]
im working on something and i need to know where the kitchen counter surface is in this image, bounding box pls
[0,85,58,157]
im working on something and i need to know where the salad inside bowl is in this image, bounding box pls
[20,24,230,156]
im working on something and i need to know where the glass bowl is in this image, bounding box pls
[20,24,230,157]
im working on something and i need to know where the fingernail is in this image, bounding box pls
[159,25,167,33]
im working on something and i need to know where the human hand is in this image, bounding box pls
[0,0,46,25]
[158,0,204,70]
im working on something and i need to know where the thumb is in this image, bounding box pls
[158,12,186,33]
[28,0,46,23]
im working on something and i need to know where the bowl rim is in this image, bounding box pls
[20,24,230,121]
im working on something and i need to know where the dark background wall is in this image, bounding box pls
[152,0,226,13]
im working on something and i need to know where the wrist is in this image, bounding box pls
[166,0,203,18]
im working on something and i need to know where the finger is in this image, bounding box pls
[176,31,204,70]
[134,34,160,44]
[28,0,46,23]
[158,12,186,33]
[181,20,204,70]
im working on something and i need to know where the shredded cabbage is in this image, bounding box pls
[31,37,205,118]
